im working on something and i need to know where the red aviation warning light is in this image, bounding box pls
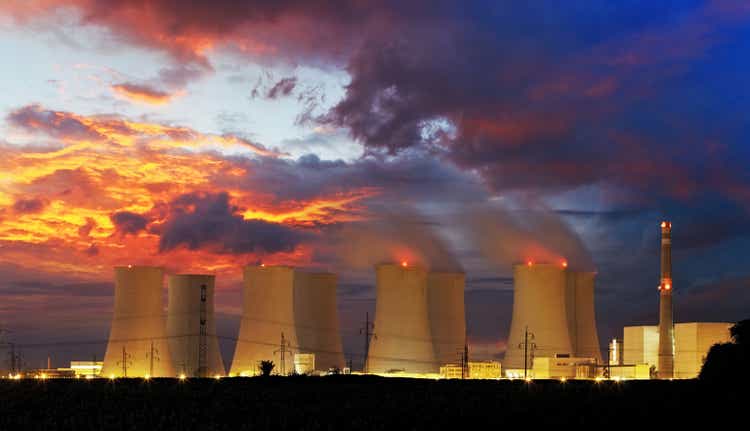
[526,261,533,267]
[401,261,408,268]
[562,261,568,268]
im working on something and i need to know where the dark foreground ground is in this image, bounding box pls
[0,376,746,430]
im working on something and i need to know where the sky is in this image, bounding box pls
[1,0,750,370]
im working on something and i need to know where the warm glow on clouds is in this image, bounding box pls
[111,83,180,105]
[0,105,374,280]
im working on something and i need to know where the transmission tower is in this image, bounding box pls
[518,326,536,379]
[273,332,292,376]
[146,340,160,377]
[117,346,132,377]
[359,312,376,373]
[197,284,208,378]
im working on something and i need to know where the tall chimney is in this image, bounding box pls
[657,221,674,379]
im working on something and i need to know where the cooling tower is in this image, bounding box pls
[565,271,602,362]
[293,272,345,371]
[427,272,467,367]
[367,264,437,374]
[166,274,225,377]
[101,266,175,377]
[504,263,573,371]
[230,265,297,376]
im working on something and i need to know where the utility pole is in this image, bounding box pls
[274,332,291,376]
[518,326,536,379]
[359,312,376,373]
[197,284,208,378]
[463,343,469,379]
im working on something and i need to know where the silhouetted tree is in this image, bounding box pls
[259,360,275,377]
[700,319,750,382]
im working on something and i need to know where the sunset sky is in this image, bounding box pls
[1,1,750,368]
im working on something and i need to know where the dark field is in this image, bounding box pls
[0,376,744,430]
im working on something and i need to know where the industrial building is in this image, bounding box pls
[166,274,225,377]
[427,272,466,368]
[101,266,176,377]
[367,263,437,374]
[622,322,732,379]
[230,265,344,376]
[439,361,502,379]
[504,263,602,376]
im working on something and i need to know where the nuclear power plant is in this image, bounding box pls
[166,274,225,377]
[83,221,735,381]
[230,265,344,376]
[504,263,602,375]
[366,263,437,374]
[101,266,176,377]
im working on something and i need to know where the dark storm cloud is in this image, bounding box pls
[266,76,297,99]
[158,191,306,254]
[7,104,105,141]
[218,151,486,204]
[110,211,149,236]
[12,198,47,214]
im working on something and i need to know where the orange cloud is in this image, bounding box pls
[111,83,179,105]
[0,105,375,280]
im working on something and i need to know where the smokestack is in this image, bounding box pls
[367,263,437,374]
[166,274,225,377]
[657,221,674,379]
[101,266,175,377]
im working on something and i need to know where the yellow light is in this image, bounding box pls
[85,375,93,380]
[661,221,667,228]
[560,377,567,383]
[40,373,47,380]
[75,374,81,379]
[524,377,532,383]
[144,374,150,380]
[595,376,604,383]
[214,374,221,380]
[109,374,116,380]
[179,373,187,381]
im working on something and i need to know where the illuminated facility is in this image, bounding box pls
[367,263,437,374]
[618,222,733,379]
[230,265,344,376]
[166,274,225,377]
[622,323,732,379]
[504,262,602,377]
[101,266,176,377]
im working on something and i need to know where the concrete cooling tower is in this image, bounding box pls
[367,264,437,374]
[101,266,175,377]
[293,272,345,371]
[505,264,573,371]
[166,275,225,377]
[427,272,466,367]
[565,271,602,362]
[230,265,297,376]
